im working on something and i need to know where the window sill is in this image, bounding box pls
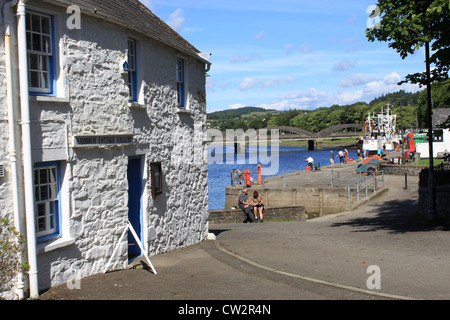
[37,237,75,254]
[29,96,70,103]
[176,107,192,115]
[128,102,146,109]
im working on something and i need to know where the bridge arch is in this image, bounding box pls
[260,124,362,139]
[317,124,362,139]
[259,126,315,138]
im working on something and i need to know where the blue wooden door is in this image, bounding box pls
[127,157,143,259]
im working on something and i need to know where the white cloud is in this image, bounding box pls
[229,103,247,109]
[339,74,376,87]
[272,72,421,110]
[230,54,261,64]
[166,8,185,32]
[336,90,364,104]
[299,43,313,53]
[140,0,154,10]
[284,43,313,54]
[254,30,265,40]
[332,60,356,72]
[240,76,297,91]
[384,72,401,85]
[285,43,295,53]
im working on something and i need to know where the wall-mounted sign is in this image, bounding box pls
[73,134,134,147]
[120,59,129,74]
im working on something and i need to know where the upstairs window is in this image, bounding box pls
[26,11,54,94]
[127,38,137,101]
[176,58,185,108]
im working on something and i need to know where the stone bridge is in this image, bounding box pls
[206,124,363,150]
[261,124,362,139]
[259,124,362,149]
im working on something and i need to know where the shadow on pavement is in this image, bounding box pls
[330,198,450,234]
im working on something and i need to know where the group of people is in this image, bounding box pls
[329,149,349,165]
[238,188,264,223]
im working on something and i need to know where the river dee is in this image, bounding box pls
[207,145,357,210]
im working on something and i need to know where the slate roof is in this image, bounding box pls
[42,0,210,64]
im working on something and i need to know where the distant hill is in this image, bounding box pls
[207,106,277,120]
[206,87,449,131]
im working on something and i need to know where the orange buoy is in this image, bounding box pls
[243,170,251,187]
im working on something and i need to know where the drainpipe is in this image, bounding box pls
[16,0,39,299]
[3,0,23,300]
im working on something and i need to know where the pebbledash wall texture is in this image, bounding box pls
[0,0,211,298]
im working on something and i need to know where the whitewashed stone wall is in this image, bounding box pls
[0,2,209,296]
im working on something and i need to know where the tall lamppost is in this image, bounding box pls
[425,41,437,219]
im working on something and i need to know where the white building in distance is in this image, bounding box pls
[416,109,450,158]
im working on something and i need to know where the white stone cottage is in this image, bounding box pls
[0,0,211,299]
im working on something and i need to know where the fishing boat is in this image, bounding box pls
[362,105,402,156]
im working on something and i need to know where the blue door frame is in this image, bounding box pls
[127,156,143,259]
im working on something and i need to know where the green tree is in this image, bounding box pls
[247,118,263,130]
[267,110,303,127]
[366,0,450,85]
[233,119,248,131]
[289,113,310,130]
[0,218,29,288]
[417,79,450,127]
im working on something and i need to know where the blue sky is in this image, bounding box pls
[143,0,426,113]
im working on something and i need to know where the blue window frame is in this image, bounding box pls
[26,11,55,95]
[33,162,61,241]
[176,58,185,108]
[127,38,137,102]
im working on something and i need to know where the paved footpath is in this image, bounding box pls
[39,175,449,301]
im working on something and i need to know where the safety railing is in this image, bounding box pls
[231,166,363,189]
[345,171,385,208]
[231,171,265,187]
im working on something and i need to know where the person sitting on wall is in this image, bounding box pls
[251,190,264,223]
[238,188,256,223]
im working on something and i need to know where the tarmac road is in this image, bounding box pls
[39,174,449,301]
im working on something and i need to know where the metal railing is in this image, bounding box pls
[345,171,385,208]
[231,171,265,187]
[232,166,360,189]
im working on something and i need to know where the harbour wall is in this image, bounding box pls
[209,205,307,224]
[224,185,349,218]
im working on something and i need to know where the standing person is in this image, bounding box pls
[251,191,264,222]
[238,189,256,223]
[344,149,348,163]
[338,150,344,163]
[232,169,242,185]
[444,149,449,162]
[330,151,335,165]
[306,156,314,171]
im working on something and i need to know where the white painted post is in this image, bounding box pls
[127,222,157,275]
[104,222,158,275]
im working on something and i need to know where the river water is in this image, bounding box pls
[207,145,358,210]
